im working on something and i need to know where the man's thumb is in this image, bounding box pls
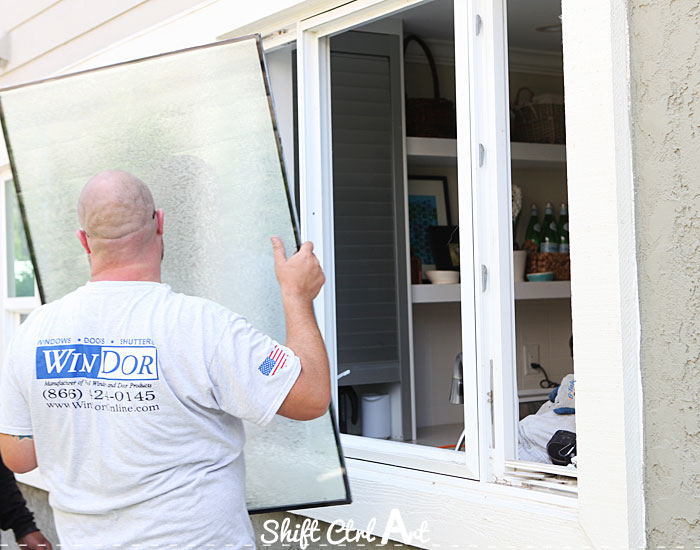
[271,236,287,264]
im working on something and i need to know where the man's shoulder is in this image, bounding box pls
[19,289,77,324]
[6,293,73,354]
[164,288,243,324]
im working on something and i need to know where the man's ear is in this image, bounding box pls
[76,229,91,254]
[155,209,164,236]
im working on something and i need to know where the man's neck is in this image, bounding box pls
[89,264,161,283]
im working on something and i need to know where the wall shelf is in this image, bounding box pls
[406,137,457,166]
[511,141,566,169]
[412,281,571,303]
[412,283,460,303]
[405,137,566,169]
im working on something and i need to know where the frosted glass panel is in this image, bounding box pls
[0,36,349,513]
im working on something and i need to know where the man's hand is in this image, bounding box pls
[271,237,330,421]
[17,530,52,549]
[271,237,325,302]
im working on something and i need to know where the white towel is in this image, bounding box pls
[518,403,576,463]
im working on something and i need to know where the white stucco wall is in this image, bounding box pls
[628,0,700,545]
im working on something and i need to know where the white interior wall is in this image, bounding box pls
[412,302,463,428]
[515,299,573,391]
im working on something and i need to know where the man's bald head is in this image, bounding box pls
[76,171,164,281]
[78,170,155,239]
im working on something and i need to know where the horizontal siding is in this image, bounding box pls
[0,0,207,87]
[0,0,59,31]
[8,0,145,70]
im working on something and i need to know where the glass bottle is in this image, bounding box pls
[558,203,570,253]
[523,204,541,249]
[540,202,559,253]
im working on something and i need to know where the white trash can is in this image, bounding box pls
[361,393,391,439]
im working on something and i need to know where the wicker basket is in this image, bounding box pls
[404,35,456,138]
[511,87,566,144]
[523,240,570,280]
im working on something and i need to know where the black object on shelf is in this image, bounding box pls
[547,430,576,466]
[338,386,359,434]
[429,225,459,271]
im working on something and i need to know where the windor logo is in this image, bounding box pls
[36,344,158,381]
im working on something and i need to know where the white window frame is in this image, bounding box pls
[295,0,482,480]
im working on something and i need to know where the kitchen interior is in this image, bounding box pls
[331,0,574,466]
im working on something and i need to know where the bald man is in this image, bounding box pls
[0,170,330,549]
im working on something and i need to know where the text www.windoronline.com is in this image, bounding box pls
[46,401,159,413]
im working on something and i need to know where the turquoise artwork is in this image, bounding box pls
[409,194,438,265]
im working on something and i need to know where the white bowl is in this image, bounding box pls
[426,270,459,284]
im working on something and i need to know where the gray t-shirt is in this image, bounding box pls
[0,281,301,549]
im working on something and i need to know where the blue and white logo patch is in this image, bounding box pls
[36,344,158,381]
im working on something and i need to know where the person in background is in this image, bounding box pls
[0,452,52,549]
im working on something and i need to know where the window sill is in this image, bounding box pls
[340,433,471,478]
[294,457,586,548]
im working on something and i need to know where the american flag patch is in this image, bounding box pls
[258,345,288,376]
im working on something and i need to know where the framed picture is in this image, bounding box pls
[407,176,451,269]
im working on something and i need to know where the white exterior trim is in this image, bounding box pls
[453,0,482,480]
[296,28,339,410]
[561,0,644,547]
[463,0,519,480]
[296,458,590,549]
